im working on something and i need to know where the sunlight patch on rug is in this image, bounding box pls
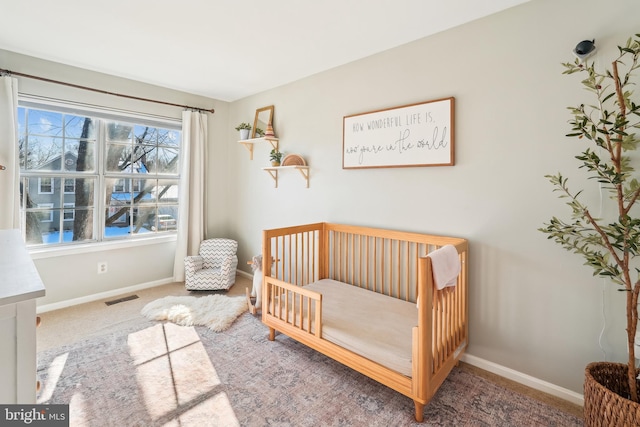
[128,323,222,420]
[141,295,248,332]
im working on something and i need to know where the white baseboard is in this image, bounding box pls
[36,277,174,314]
[237,269,252,280]
[461,353,584,406]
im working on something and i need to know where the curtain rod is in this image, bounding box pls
[0,67,215,114]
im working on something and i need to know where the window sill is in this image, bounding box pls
[29,234,178,260]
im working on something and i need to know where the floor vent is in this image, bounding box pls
[105,294,139,306]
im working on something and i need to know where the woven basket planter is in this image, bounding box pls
[584,362,640,426]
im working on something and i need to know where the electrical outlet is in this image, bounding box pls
[97,261,108,274]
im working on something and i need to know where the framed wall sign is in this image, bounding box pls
[342,97,455,169]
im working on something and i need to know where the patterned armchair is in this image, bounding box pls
[184,238,238,291]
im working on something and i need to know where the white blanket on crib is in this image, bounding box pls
[428,244,461,290]
[303,279,416,377]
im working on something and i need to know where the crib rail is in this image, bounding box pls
[262,222,466,302]
[263,223,322,287]
[264,276,322,337]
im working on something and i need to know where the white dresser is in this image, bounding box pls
[0,229,46,404]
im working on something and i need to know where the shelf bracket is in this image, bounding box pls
[265,169,279,188]
[240,142,254,160]
[296,167,309,188]
[266,139,278,151]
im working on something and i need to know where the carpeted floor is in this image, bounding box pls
[36,277,583,426]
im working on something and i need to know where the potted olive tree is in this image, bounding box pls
[540,34,640,426]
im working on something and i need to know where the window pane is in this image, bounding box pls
[156,146,179,174]
[148,207,178,232]
[24,136,64,171]
[106,142,132,173]
[72,178,95,210]
[64,115,96,139]
[104,206,132,239]
[132,179,154,204]
[36,203,54,223]
[106,122,133,142]
[65,140,96,172]
[27,110,64,136]
[67,208,95,243]
[131,144,153,174]
[134,125,155,144]
[158,129,180,148]
[156,179,179,204]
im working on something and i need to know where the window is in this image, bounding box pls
[64,178,75,194]
[38,177,53,194]
[37,203,54,223]
[63,203,75,221]
[18,104,182,247]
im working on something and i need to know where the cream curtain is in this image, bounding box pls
[0,76,20,230]
[173,110,207,281]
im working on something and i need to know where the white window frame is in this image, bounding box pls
[18,100,182,250]
[37,203,54,223]
[38,177,54,194]
[113,179,125,193]
[63,178,75,194]
[63,203,75,221]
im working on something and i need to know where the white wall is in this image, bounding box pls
[0,49,230,307]
[227,0,640,395]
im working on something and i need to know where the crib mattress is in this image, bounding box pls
[303,279,416,377]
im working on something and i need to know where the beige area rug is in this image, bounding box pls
[36,314,583,426]
[141,294,248,332]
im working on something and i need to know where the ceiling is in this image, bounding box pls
[1,0,530,102]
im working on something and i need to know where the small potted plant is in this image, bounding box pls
[255,128,265,138]
[235,122,252,140]
[269,149,283,166]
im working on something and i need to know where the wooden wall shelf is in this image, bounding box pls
[239,137,279,160]
[262,166,309,188]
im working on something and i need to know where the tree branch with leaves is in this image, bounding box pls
[540,34,640,402]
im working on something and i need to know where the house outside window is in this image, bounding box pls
[18,104,182,247]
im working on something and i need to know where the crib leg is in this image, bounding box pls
[268,327,276,341]
[414,401,424,423]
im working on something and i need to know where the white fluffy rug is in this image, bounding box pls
[141,295,248,332]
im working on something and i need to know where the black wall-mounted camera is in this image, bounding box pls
[573,39,596,61]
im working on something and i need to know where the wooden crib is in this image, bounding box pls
[261,222,468,422]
